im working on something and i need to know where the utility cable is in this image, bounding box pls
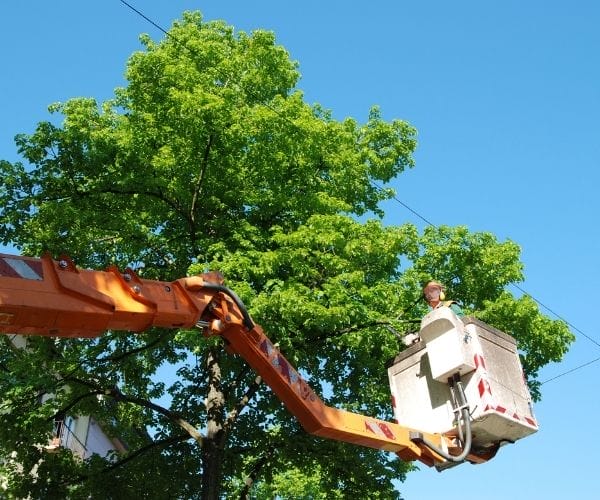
[371,181,436,227]
[540,356,600,385]
[511,282,600,350]
[119,0,169,36]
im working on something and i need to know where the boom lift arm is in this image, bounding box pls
[0,253,487,468]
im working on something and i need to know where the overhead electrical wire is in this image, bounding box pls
[119,0,169,36]
[511,283,600,350]
[117,1,600,384]
[539,356,600,384]
[372,181,436,227]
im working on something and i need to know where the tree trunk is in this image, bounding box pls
[201,347,226,500]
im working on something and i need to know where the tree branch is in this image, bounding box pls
[223,375,262,434]
[100,433,189,474]
[223,365,251,402]
[111,389,204,445]
[238,445,275,500]
[94,330,174,363]
[48,390,104,421]
[64,376,204,445]
[67,433,189,487]
[43,186,182,216]
[42,185,194,234]
[308,319,399,344]
[190,133,214,239]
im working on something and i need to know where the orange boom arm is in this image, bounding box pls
[0,253,452,467]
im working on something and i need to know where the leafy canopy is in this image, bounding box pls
[0,11,573,499]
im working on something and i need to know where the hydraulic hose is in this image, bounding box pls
[411,377,473,463]
[201,283,255,331]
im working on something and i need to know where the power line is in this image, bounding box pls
[541,356,600,385]
[511,282,600,350]
[509,282,600,384]
[119,0,169,36]
[117,1,600,383]
[372,181,436,227]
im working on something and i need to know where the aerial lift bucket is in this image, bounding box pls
[387,308,538,455]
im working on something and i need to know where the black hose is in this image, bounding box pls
[411,378,473,463]
[201,283,255,331]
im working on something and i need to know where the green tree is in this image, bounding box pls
[0,12,573,499]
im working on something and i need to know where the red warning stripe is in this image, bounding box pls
[378,422,396,440]
[0,258,19,278]
[482,405,538,428]
[478,379,486,397]
[473,353,487,370]
[0,257,43,280]
[365,420,396,440]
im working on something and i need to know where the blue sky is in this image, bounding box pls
[2,1,599,498]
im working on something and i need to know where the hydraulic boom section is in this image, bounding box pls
[0,253,512,469]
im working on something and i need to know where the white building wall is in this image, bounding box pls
[84,418,120,459]
[58,415,123,459]
[8,335,125,460]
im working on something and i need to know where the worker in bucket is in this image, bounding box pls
[402,281,465,347]
[422,280,464,317]
[402,280,464,346]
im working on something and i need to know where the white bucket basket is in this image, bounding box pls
[387,309,538,449]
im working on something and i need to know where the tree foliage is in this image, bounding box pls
[0,11,573,499]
